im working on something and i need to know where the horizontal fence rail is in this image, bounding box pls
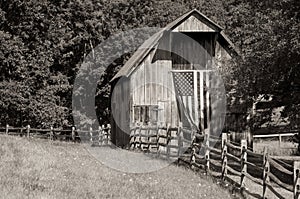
[254,131,299,148]
[253,133,298,138]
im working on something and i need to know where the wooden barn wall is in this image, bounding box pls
[130,49,178,127]
[110,77,130,147]
[171,32,216,70]
[215,40,232,70]
[173,15,216,32]
[129,32,224,129]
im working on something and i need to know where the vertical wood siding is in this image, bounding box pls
[111,13,233,147]
[173,15,216,32]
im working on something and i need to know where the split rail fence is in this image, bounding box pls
[0,124,111,146]
[129,124,300,199]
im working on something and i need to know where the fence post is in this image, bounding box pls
[294,161,300,199]
[89,127,93,145]
[177,122,182,159]
[20,126,23,137]
[71,126,75,141]
[27,125,30,138]
[98,126,102,145]
[205,133,210,173]
[279,134,282,147]
[50,126,54,140]
[263,147,270,199]
[191,141,196,169]
[156,124,160,156]
[104,124,109,145]
[5,124,9,135]
[135,125,140,149]
[166,124,170,160]
[221,133,228,180]
[240,139,247,189]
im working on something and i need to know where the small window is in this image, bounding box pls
[133,105,158,125]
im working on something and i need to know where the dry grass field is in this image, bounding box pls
[254,139,298,156]
[0,135,236,199]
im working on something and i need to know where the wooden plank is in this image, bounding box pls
[170,70,212,73]
[145,55,151,105]
[227,165,241,176]
[166,64,172,125]
[140,62,145,106]
[130,69,136,125]
[268,172,293,192]
[205,72,211,135]
[200,71,204,132]
[269,158,293,175]
[193,71,199,129]
[253,133,297,138]
[243,171,264,186]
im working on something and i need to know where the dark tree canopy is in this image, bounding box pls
[0,0,299,129]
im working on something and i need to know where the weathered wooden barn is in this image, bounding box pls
[110,9,239,148]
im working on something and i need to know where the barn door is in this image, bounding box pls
[172,70,211,135]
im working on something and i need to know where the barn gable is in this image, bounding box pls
[111,9,239,82]
[173,14,219,32]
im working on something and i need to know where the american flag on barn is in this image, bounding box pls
[172,70,211,137]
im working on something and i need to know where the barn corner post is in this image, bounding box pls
[294,161,300,199]
[263,147,270,199]
[240,139,247,189]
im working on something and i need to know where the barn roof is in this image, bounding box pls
[111,9,240,82]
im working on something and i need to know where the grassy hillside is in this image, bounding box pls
[0,135,235,199]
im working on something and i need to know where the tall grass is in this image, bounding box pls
[0,135,234,199]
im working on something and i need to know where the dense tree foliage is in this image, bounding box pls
[0,0,299,129]
[227,0,300,129]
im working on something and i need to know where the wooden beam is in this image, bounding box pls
[200,71,204,133]
[206,72,210,135]
[193,71,199,128]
